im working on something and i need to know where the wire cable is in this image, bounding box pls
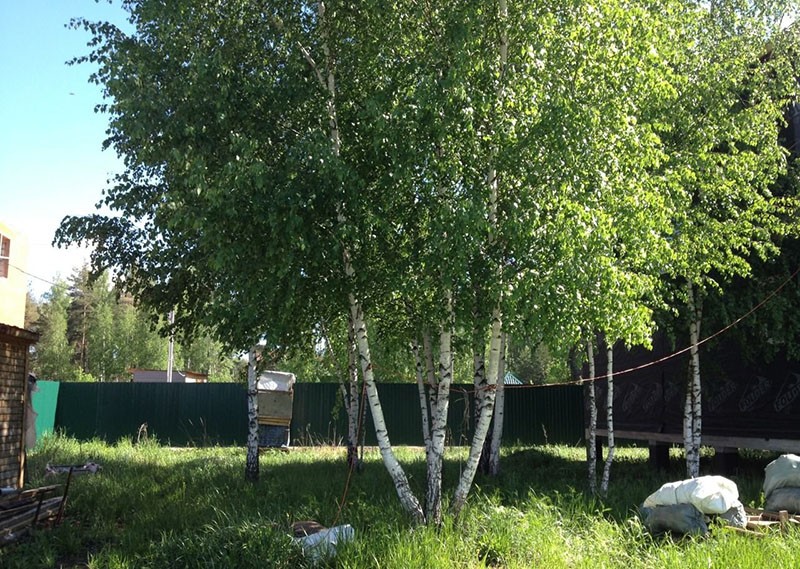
[10,263,57,286]
[504,264,800,389]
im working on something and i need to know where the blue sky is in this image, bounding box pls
[0,1,131,296]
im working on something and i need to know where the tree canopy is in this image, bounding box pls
[27,266,237,382]
[56,0,800,520]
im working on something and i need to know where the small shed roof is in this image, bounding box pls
[0,324,39,345]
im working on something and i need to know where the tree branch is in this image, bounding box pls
[297,42,328,92]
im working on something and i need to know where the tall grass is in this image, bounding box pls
[1,433,797,568]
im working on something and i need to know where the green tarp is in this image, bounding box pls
[32,380,60,446]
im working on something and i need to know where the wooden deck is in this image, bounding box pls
[590,429,800,454]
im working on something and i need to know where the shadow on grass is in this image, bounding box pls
[471,444,779,520]
[4,437,782,568]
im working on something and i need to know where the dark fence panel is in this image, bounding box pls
[55,383,247,445]
[503,384,585,446]
[290,383,475,446]
[53,382,584,447]
[593,337,800,441]
[291,383,346,444]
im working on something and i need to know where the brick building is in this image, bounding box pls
[0,221,38,489]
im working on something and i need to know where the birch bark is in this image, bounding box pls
[245,347,259,482]
[423,330,439,428]
[684,282,703,478]
[473,324,488,474]
[488,332,507,476]
[426,295,454,526]
[350,299,424,523]
[346,319,360,470]
[586,339,598,494]
[412,339,432,457]
[451,307,500,515]
[600,343,614,496]
[303,1,424,522]
[472,329,487,431]
[451,0,508,511]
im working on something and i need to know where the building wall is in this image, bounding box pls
[0,326,38,489]
[130,369,208,383]
[0,221,29,329]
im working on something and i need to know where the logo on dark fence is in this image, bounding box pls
[640,382,662,414]
[664,381,681,406]
[708,379,738,413]
[774,373,800,414]
[738,376,771,413]
[621,384,643,416]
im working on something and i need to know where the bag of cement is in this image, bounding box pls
[719,502,747,528]
[765,487,800,514]
[764,454,800,499]
[296,524,354,561]
[639,503,708,536]
[643,476,739,515]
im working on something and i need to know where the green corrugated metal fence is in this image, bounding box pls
[55,383,247,446]
[47,382,583,447]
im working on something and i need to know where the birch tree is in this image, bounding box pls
[55,0,794,522]
[345,320,361,470]
[658,2,800,477]
[600,344,615,496]
[487,333,507,476]
[245,348,259,482]
[585,338,598,495]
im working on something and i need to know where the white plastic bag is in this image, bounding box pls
[763,454,800,499]
[765,487,800,513]
[643,475,740,515]
[296,524,354,561]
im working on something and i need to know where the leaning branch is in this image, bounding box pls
[297,42,328,92]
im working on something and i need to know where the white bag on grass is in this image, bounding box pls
[296,524,354,561]
[643,476,740,515]
[763,454,800,499]
[639,503,708,535]
[765,487,800,514]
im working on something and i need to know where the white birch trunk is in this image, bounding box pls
[452,306,501,515]
[488,332,507,476]
[350,298,425,523]
[683,373,695,476]
[412,339,432,456]
[423,330,439,423]
[455,0,509,496]
[303,1,423,522]
[475,324,489,475]
[685,282,703,478]
[346,319,360,469]
[586,339,598,495]
[472,329,486,435]
[245,347,259,482]
[600,343,614,496]
[426,296,455,526]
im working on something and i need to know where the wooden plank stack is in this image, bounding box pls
[722,508,800,537]
[0,485,64,546]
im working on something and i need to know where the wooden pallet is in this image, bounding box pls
[723,508,800,537]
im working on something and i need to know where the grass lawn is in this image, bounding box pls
[1,434,797,568]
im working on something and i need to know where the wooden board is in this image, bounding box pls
[0,485,64,547]
[590,429,800,454]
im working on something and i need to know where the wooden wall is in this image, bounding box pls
[0,325,38,489]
